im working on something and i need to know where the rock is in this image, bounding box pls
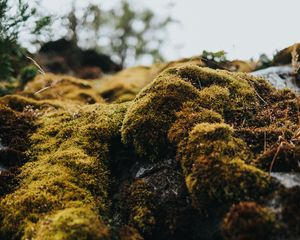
[252,65,300,93]
[37,38,121,78]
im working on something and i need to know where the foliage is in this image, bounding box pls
[256,53,273,70]
[0,0,51,81]
[66,0,174,68]
[202,50,227,63]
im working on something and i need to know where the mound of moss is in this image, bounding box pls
[0,100,128,239]
[23,74,104,104]
[221,202,279,240]
[1,59,300,239]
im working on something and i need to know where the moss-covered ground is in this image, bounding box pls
[0,58,300,239]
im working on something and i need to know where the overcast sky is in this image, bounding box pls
[41,0,300,62]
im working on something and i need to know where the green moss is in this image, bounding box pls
[180,123,275,210]
[27,207,110,240]
[121,70,201,161]
[196,85,230,114]
[179,123,250,175]
[121,65,275,162]
[168,101,223,146]
[222,202,279,240]
[0,102,129,239]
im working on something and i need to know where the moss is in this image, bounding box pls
[22,73,104,104]
[0,101,35,152]
[255,142,300,172]
[0,102,129,239]
[121,180,155,235]
[168,101,223,146]
[121,69,201,161]
[118,226,144,240]
[222,202,279,240]
[95,66,155,103]
[179,123,275,210]
[196,85,230,114]
[179,123,250,175]
[226,60,257,72]
[27,207,110,240]
[273,43,300,65]
[279,186,300,237]
[235,127,292,157]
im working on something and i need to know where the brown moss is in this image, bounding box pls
[22,73,104,104]
[273,43,300,65]
[121,179,155,235]
[226,60,257,73]
[0,99,37,194]
[95,66,155,103]
[118,226,144,240]
[222,202,279,240]
[255,142,300,172]
[279,186,300,237]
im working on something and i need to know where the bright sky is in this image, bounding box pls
[40,0,300,62]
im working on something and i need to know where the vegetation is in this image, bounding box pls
[66,0,174,68]
[0,0,51,81]
[1,2,300,237]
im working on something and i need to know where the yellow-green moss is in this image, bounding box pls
[196,85,230,114]
[27,207,110,240]
[222,202,279,240]
[0,102,129,239]
[121,65,273,162]
[121,180,155,235]
[179,123,250,175]
[180,123,275,210]
[168,101,223,146]
[23,74,104,104]
[121,70,202,161]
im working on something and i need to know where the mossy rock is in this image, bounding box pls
[121,68,202,161]
[27,207,110,240]
[121,65,270,163]
[181,123,275,210]
[0,102,129,239]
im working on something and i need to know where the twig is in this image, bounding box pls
[26,56,45,75]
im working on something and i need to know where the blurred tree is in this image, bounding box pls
[66,0,174,68]
[256,54,272,70]
[0,0,51,81]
